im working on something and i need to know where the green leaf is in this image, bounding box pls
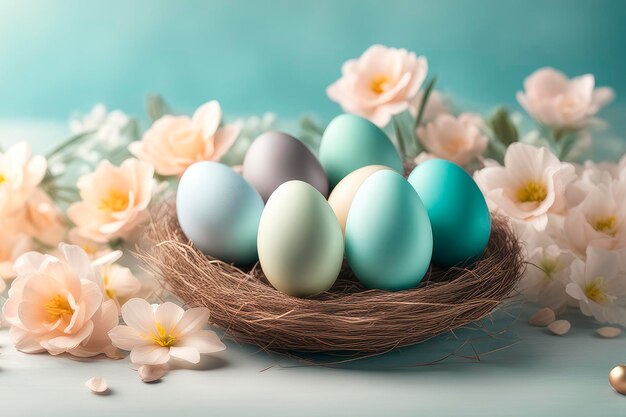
[489,107,518,146]
[146,94,172,122]
[414,76,437,129]
[559,132,580,161]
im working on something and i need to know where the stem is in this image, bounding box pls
[45,131,95,159]
[392,116,407,160]
[415,76,437,130]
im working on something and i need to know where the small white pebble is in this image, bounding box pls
[597,326,622,338]
[529,307,556,327]
[85,376,108,393]
[548,319,571,336]
[138,364,169,383]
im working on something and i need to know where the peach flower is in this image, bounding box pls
[129,101,239,176]
[67,158,154,243]
[0,226,33,282]
[327,44,428,127]
[100,263,142,308]
[109,298,225,365]
[2,244,119,357]
[517,67,614,130]
[0,141,47,218]
[416,113,488,166]
[474,143,576,230]
[22,188,67,246]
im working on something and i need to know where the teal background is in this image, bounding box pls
[0,0,625,156]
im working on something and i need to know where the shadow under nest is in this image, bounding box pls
[136,201,525,355]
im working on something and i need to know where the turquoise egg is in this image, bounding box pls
[408,159,491,267]
[176,161,264,265]
[319,114,403,188]
[257,181,344,297]
[345,170,432,291]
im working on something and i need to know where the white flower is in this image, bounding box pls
[566,247,626,325]
[100,263,141,308]
[70,104,131,150]
[474,143,576,230]
[417,113,488,166]
[518,225,576,312]
[108,298,226,365]
[516,67,614,130]
[563,178,626,256]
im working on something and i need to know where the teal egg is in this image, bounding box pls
[257,181,344,297]
[408,159,491,267]
[176,161,264,265]
[345,170,432,291]
[319,114,403,188]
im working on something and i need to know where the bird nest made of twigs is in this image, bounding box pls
[136,201,525,354]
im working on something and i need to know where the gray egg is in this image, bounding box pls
[243,132,328,202]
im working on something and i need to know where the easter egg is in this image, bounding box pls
[176,161,264,265]
[319,114,403,188]
[243,131,328,202]
[345,170,432,291]
[408,159,491,267]
[257,181,343,297]
[328,165,393,234]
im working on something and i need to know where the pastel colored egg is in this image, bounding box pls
[345,170,433,291]
[408,159,491,267]
[176,161,264,265]
[319,114,403,188]
[328,165,393,234]
[243,131,328,202]
[257,181,344,298]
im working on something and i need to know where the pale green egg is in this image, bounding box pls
[257,181,344,297]
[319,114,403,188]
[345,170,433,291]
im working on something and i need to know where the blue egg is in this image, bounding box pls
[408,159,491,267]
[176,161,264,265]
[345,170,432,291]
[319,114,403,188]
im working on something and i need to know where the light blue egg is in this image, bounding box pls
[408,159,491,267]
[319,114,403,188]
[176,161,264,265]
[345,170,432,291]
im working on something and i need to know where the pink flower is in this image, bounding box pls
[416,113,488,166]
[327,44,428,127]
[0,226,32,281]
[0,141,47,218]
[67,158,154,243]
[129,101,239,176]
[109,298,226,365]
[474,143,576,230]
[22,188,67,246]
[2,244,119,357]
[410,90,448,124]
[516,67,614,130]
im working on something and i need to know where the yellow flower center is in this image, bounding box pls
[150,322,177,347]
[540,259,558,280]
[99,189,129,213]
[516,181,548,203]
[103,274,116,300]
[0,173,5,184]
[584,277,608,304]
[44,294,74,321]
[593,215,618,237]
[370,74,390,95]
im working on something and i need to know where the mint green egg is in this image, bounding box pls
[345,170,432,291]
[319,114,403,188]
[408,159,491,267]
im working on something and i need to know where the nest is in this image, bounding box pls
[137,202,524,354]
